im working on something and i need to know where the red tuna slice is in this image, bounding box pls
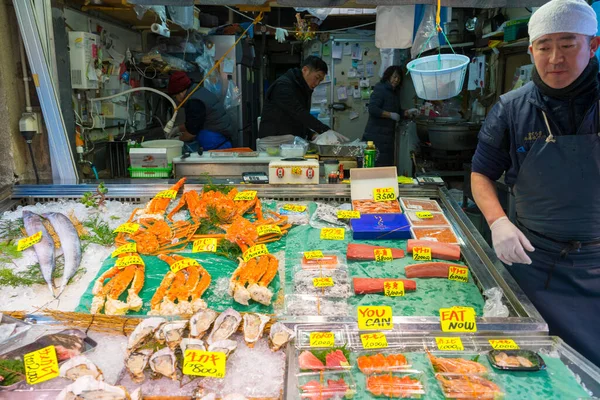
[325,350,349,368]
[407,239,461,261]
[347,243,405,261]
[327,377,349,393]
[299,350,325,371]
[405,262,467,279]
[353,278,417,294]
[301,380,334,400]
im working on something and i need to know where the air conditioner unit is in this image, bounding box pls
[69,32,99,90]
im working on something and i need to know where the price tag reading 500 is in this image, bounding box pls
[183,350,226,378]
[373,187,396,202]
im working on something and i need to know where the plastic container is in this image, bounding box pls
[352,199,402,214]
[238,151,260,157]
[280,144,307,158]
[140,140,183,164]
[411,226,460,245]
[428,353,488,375]
[209,151,239,158]
[277,202,310,225]
[284,294,349,317]
[266,146,280,156]
[365,371,426,398]
[298,250,347,269]
[405,210,450,227]
[323,159,340,176]
[407,54,469,101]
[293,264,352,298]
[356,351,413,374]
[297,370,356,399]
[399,197,442,212]
[297,347,353,372]
[503,18,529,42]
[487,350,546,371]
[435,373,504,399]
[128,164,172,178]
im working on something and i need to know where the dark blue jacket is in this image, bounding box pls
[472,81,600,185]
[364,81,401,139]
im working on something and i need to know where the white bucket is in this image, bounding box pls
[141,140,184,164]
[407,54,469,101]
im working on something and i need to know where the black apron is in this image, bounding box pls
[508,104,600,367]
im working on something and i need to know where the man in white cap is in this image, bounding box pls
[471,0,600,366]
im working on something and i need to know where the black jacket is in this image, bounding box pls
[259,68,329,139]
[364,81,401,140]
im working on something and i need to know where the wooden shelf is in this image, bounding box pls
[474,38,529,52]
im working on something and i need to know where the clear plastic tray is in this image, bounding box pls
[364,371,426,399]
[405,210,450,227]
[238,151,260,157]
[411,225,460,245]
[434,373,504,399]
[0,314,31,348]
[399,197,443,212]
[295,325,350,349]
[356,350,413,374]
[297,347,353,372]
[487,350,546,371]
[284,294,349,317]
[428,352,489,375]
[292,265,352,298]
[298,370,356,399]
[352,199,402,214]
[297,250,347,269]
[209,151,239,157]
[280,144,307,158]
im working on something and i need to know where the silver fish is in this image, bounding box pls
[22,210,55,296]
[43,212,81,296]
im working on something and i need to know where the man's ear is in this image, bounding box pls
[590,36,600,57]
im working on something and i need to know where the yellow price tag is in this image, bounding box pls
[24,345,59,385]
[283,204,307,213]
[373,187,396,202]
[304,250,324,260]
[192,238,218,253]
[171,258,200,273]
[234,190,257,201]
[435,337,464,351]
[320,228,345,241]
[111,242,137,258]
[115,255,144,269]
[448,266,469,283]
[360,333,388,349]
[489,339,520,350]
[309,332,335,348]
[384,281,405,296]
[242,244,269,262]
[154,189,177,199]
[374,248,393,262]
[337,210,361,219]
[398,176,414,184]
[113,223,140,234]
[440,307,477,333]
[313,277,334,287]
[416,211,433,219]
[17,231,42,251]
[412,247,432,261]
[257,225,282,236]
[358,306,393,330]
[183,350,226,378]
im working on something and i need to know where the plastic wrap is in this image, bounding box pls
[167,5,194,30]
[224,77,241,110]
[294,7,332,22]
[310,202,352,230]
[133,5,166,23]
[276,202,310,225]
[483,287,510,318]
[292,264,351,297]
[410,5,439,60]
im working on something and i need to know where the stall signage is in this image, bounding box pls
[309,332,335,348]
[113,223,140,234]
[17,231,42,251]
[384,281,405,297]
[192,238,218,253]
[439,307,477,333]
[283,204,307,213]
[242,244,269,262]
[313,277,334,287]
[337,210,361,219]
[435,337,464,351]
[183,350,226,378]
[234,191,257,201]
[24,345,59,385]
[257,225,282,236]
[489,339,520,350]
[412,247,432,261]
[373,187,396,202]
[304,250,324,260]
[111,242,137,258]
[416,211,433,219]
[374,248,393,262]
[358,306,393,330]
[320,228,345,241]
[448,266,469,283]
[154,189,178,199]
[360,333,388,349]
[171,258,200,273]
[115,255,144,269]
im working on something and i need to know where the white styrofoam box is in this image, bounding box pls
[268,159,319,185]
[350,167,398,201]
[129,148,168,168]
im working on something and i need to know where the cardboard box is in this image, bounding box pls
[351,213,412,240]
[350,166,401,213]
[129,148,168,168]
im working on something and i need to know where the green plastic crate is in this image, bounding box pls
[504,19,529,42]
[128,164,173,178]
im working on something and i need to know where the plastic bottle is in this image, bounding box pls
[363,141,376,168]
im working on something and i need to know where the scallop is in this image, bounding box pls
[207,339,238,358]
[125,349,153,384]
[190,308,218,339]
[149,347,178,380]
[56,375,128,400]
[242,313,270,348]
[268,322,295,352]
[127,317,166,352]
[206,308,241,345]
[59,355,103,382]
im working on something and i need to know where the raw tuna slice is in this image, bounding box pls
[353,278,417,295]
[325,350,349,368]
[327,378,349,393]
[405,262,467,279]
[301,380,334,400]
[407,240,461,261]
[347,243,405,261]
[298,350,325,371]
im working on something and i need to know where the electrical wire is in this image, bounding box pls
[27,142,40,184]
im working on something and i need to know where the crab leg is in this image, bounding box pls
[105,264,136,315]
[126,264,145,312]
[191,264,211,311]
[249,255,279,306]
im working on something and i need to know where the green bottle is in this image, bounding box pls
[364,141,376,168]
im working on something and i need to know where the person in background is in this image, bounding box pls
[363,66,416,166]
[168,71,232,151]
[471,0,600,367]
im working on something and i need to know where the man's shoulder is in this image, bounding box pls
[498,81,537,104]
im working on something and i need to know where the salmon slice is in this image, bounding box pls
[407,239,461,261]
[347,243,405,261]
[404,262,467,279]
[353,278,416,294]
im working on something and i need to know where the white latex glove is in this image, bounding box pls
[405,108,419,118]
[275,28,288,43]
[323,129,350,143]
[490,217,535,265]
[389,112,401,121]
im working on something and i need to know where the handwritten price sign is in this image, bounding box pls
[489,339,520,350]
[242,244,269,262]
[154,189,177,199]
[337,210,361,219]
[113,223,140,234]
[435,337,464,351]
[412,247,432,261]
[374,248,393,262]
[304,250,324,260]
[283,204,307,213]
[115,255,144,269]
[17,231,42,251]
[448,266,469,283]
[234,191,257,201]
[183,350,226,378]
[360,333,388,349]
[373,187,396,202]
[24,345,59,385]
[192,238,217,253]
[440,307,477,333]
[309,332,335,348]
[415,211,433,219]
[384,281,405,297]
[313,277,334,287]
[171,258,200,273]
[112,242,137,258]
[358,306,393,330]
[257,225,282,236]
[320,228,345,241]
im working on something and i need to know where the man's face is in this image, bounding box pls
[302,66,326,90]
[530,33,599,89]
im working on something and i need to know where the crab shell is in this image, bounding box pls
[149,347,178,380]
[125,349,153,384]
[56,375,129,400]
[242,313,270,348]
[268,322,295,352]
[206,308,241,345]
[190,308,218,339]
[127,317,166,352]
[180,338,206,355]
[207,339,238,358]
[59,355,103,382]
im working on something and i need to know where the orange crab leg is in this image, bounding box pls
[107,264,136,300]
[192,265,211,299]
[257,255,278,287]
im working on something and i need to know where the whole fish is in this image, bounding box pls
[22,210,55,296]
[43,212,82,297]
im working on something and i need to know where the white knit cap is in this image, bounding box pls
[528,0,598,43]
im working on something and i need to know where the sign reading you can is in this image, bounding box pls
[357,306,393,330]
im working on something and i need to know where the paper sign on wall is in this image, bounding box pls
[332,42,342,59]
